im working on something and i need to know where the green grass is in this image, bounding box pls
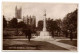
[3,39,67,50]
[58,40,77,47]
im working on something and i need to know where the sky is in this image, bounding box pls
[2,2,78,22]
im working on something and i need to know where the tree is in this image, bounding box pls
[55,19,62,36]
[18,21,27,28]
[62,9,77,38]
[3,15,7,28]
[37,20,43,31]
[9,18,18,28]
[46,18,60,37]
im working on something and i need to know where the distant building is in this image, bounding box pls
[15,6,36,27]
[23,15,36,28]
[15,6,23,22]
[15,6,22,19]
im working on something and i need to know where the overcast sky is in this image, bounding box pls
[2,2,78,21]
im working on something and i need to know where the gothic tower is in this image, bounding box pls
[15,6,22,19]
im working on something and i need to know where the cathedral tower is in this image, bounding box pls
[15,6,22,19]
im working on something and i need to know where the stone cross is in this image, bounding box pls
[43,10,46,31]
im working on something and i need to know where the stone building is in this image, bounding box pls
[15,6,36,27]
[15,6,22,19]
[23,15,36,28]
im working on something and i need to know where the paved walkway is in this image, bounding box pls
[33,38,77,51]
[47,40,77,51]
[33,36,77,51]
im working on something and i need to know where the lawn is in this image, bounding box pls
[58,40,77,47]
[3,39,67,50]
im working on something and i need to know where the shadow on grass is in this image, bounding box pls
[3,39,67,50]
